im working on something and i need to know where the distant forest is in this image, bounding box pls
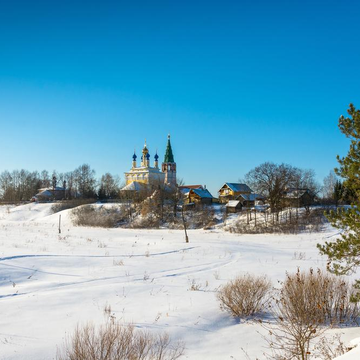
[0,164,120,202]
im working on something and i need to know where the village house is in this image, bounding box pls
[283,188,315,208]
[180,185,214,205]
[238,193,265,207]
[218,183,253,203]
[33,186,66,202]
[225,193,265,213]
[178,185,203,193]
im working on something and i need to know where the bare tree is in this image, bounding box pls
[64,171,75,199]
[245,162,297,213]
[40,170,51,188]
[294,168,320,195]
[98,173,121,200]
[291,168,319,214]
[73,164,97,199]
[322,170,338,201]
[0,169,40,202]
[0,170,14,201]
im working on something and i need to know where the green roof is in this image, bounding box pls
[164,137,175,163]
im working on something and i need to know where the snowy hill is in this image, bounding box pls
[0,203,358,359]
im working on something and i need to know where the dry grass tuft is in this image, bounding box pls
[57,322,185,360]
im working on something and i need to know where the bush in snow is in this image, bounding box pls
[279,268,359,327]
[185,205,217,230]
[263,268,359,360]
[51,199,95,214]
[217,274,272,318]
[313,334,352,360]
[130,213,161,229]
[56,322,185,360]
[71,204,127,228]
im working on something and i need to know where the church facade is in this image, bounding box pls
[122,135,176,191]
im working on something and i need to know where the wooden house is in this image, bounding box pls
[218,183,253,204]
[34,187,66,202]
[181,186,214,205]
[237,193,265,207]
[178,185,204,193]
[283,188,315,208]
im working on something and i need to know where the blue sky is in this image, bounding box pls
[0,0,359,195]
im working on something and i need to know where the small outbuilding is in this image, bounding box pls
[226,200,242,213]
[237,193,265,207]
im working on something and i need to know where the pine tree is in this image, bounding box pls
[317,104,360,299]
[335,103,360,194]
[333,180,343,207]
[98,185,106,200]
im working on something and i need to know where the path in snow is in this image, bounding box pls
[0,203,358,360]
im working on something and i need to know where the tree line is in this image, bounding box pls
[0,164,121,202]
[244,164,319,213]
[0,163,352,207]
[242,162,354,215]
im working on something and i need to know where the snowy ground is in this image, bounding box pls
[0,203,359,360]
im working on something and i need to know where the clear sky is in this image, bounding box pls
[0,0,359,196]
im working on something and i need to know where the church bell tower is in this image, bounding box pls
[162,134,177,186]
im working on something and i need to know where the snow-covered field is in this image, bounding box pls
[0,203,359,360]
